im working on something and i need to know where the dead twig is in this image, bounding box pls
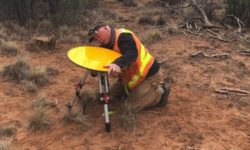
[146,110,162,115]
[190,51,230,60]
[215,87,250,96]
[158,58,168,64]
[237,49,250,56]
[206,29,223,40]
[197,81,209,88]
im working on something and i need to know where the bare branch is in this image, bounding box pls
[215,87,250,96]
[158,58,168,64]
[186,30,230,42]
[221,15,245,33]
[190,0,212,27]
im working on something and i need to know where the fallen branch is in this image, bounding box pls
[221,15,245,33]
[186,30,230,42]
[237,49,250,56]
[215,87,250,96]
[190,51,230,60]
[197,81,209,88]
[206,29,223,40]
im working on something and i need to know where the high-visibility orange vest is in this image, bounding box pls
[113,28,154,91]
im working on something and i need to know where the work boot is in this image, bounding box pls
[157,82,171,107]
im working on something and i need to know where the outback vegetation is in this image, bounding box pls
[0,0,249,149]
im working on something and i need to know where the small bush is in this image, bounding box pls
[138,15,166,26]
[141,31,162,45]
[0,41,19,56]
[1,58,30,81]
[32,96,47,109]
[167,25,181,35]
[0,125,15,137]
[28,67,48,87]
[28,109,51,132]
[63,112,90,127]
[32,96,56,109]
[1,58,50,91]
[138,16,155,25]
[155,15,166,26]
[25,40,38,52]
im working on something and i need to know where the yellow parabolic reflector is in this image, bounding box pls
[67,46,121,72]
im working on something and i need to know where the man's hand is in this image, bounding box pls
[104,63,121,76]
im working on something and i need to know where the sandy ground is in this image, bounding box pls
[0,0,249,150]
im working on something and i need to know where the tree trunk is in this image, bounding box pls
[191,0,212,27]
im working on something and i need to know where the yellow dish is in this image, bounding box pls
[67,46,121,72]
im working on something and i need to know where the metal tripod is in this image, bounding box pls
[98,72,111,132]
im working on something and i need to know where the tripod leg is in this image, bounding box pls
[98,73,111,132]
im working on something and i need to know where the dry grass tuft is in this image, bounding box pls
[25,40,39,52]
[21,80,38,92]
[32,96,48,109]
[1,58,30,81]
[138,15,166,26]
[155,15,166,26]
[32,96,56,109]
[63,112,90,127]
[1,58,50,91]
[120,102,136,130]
[0,41,19,56]
[57,26,78,43]
[0,140,14,150]
[141,31,162,45]
[46,66,59,76]
[138,16,155,25]
[167,24,181,35]
[0,125,15,137]
[28,109,51,132]
[28,67,48,87]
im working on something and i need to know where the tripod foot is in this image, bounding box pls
[105,123,111,132]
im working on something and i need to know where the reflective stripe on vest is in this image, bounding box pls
[113,28,154,90]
